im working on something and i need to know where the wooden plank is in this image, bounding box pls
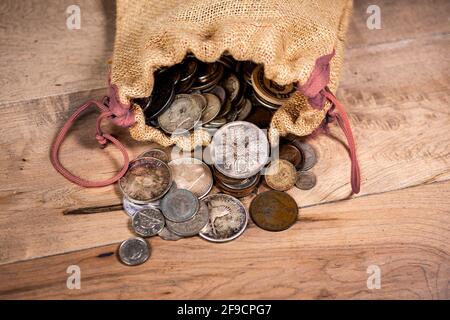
[0,181,448,299]
[1,0,449,104]
[0,31,449,265]
[0,0,115,104]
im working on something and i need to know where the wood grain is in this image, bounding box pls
[0,181,448,299]
[0,4,449,265]
[0,0,115,104]
[0,0,449,300]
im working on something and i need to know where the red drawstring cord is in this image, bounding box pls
[50,99,130,188]
[323,87,361,194]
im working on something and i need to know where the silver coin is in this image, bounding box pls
[122,197,159,217]
[158,227,182,241]
[137,148,169,163]
[294,141,317,171]
[166,201,209,237]
[168,157,213,199]
[295,171,317,190]
[211,121,269,179]
[132,208,165,237]
[200,93,222,124]
[160,189,199,222]
[118,237,150,266]
[199,194,248,242]
[236,98,252,121]
[158,94,202,134]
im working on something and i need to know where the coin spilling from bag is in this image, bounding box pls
[118,54,320,266]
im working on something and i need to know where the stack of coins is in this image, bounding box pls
[133,55,297,135]
[210,121,269,197]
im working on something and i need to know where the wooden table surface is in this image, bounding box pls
[0,0,448,299]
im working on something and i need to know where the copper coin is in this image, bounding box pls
[250,190,298,231]
[264,159,296,191]
[137,148,169,163]
[279,144,302,168]
[168,157,213,199]
[291,140,317,171]
[119,157,172,204]
[295,171,317,190]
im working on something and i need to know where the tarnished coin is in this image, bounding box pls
[119,157,172,204]
[208,86,226,105]
[168,157,213,199]
[118,237,150,266]
[166,201,209,237]
[139,75,175,120]
[191,93,208,111]
[278,144,302,168]
[251,65,296,105]
[292,141,317,171]
[264,159,297,191]
[249,190,298,231]
[216,97,232,119]
[211,121,269,179]
[137,149,169,163]
[221,73,241,102]
[132,208,165,237]
[200,93,222,124]
[158,94,202,134]
[122,197,159,217]
[199,194,248,242]
[160,189,199,222]
[295,171,317,190]
[236,98,252,121]
[158,227,182,241]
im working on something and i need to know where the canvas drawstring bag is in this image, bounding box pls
[51,0,360,193]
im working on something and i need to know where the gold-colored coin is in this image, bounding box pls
[264,159,296,191]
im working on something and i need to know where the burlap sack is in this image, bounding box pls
[111,0,353,150]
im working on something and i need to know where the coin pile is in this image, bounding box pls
[117,150,249,266]
[134,54,297,134]
[116,54,322,265]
